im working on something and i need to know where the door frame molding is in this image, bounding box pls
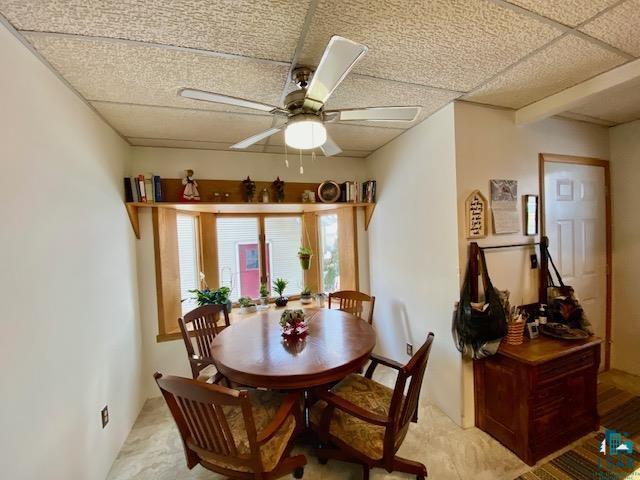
[539,153,612,370]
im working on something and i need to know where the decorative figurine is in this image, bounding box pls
[181,169,200,201]
[242,176,256,202]
[261,188,270,203]
[272,177,285,203]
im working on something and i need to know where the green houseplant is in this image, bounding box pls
[190,286,232,313]
[273,278,289,307]
[238,296,257,314]
[300,286,313,305]
[259,282,270,306]
[298,246,313,270]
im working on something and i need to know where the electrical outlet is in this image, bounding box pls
[101,406,109,428]
[406,343,413,356]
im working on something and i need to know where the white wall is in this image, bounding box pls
[453,102,610,427]
[131,147,373,398]
[609,120,640,376]
[366,105,463,425]
[0,25,143,480]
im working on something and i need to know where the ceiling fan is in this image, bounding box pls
[178,36,421,157]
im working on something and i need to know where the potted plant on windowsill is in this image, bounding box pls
[300,286,313,305]
[273,278,289,307]
[259,283,270,307]
[189,285,232,313]
[238,296,257,314]
[298,246,313,270]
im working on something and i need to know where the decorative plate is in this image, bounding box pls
[317,180,341,203]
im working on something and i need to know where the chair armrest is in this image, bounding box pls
[315,390,390,427]
[256,393,300,445]
[365,353,404,379]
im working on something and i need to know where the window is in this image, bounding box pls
[216,217,260,301]
[264,216,303,296]
[319,213,340,293]
[176,213,200,315]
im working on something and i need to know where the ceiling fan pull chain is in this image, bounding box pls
[284,143,289,168]
[299,149,304,175]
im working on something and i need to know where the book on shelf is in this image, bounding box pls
[124,178,133,202]
[153,175,163,202]
[144,175,154,203]
[137,175,146,202]
[125,174,164,203]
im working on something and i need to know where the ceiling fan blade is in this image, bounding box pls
[230,127,282,149]
[326,106,422,122]
[304,36,368,111]
[319,135,342,157]
[179,88,284,114]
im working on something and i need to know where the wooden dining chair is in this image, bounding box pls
[179,304,231,382]
[328,290,376,325]
[154,373,307,479]
[310,333,435,480]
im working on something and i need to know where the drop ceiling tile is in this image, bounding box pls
[128,138,265,152]
[267,124,403,152]
[325,75,460,127]
[298,0,563,91]
[567,76,640,124]
[505,0,619,27]
[24,34,289,114]
[580,0,640,57]
[93,103,276,143]
[0,0,310,62]
[464,34,627,108]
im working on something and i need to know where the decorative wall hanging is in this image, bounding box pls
[490,179,519,234]
[524,194,538,236]
[465,190,488,239]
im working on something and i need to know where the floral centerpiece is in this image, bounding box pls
[279,309,308,338]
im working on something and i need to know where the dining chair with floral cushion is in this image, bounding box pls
[328,290,376,325]
[178,304,230,382]
[154,373,307,479]
[310,333,435,480]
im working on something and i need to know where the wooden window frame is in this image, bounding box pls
[154,210,359,342]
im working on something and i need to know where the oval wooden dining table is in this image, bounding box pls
[210,308,376,390]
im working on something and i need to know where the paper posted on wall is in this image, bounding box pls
[490,179,519,234]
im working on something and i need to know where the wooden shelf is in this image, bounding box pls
[126,201,376,239]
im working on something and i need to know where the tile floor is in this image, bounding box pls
[107,369,639,480]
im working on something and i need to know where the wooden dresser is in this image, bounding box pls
[474,336,601,465]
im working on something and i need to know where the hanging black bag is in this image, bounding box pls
[454,248,507,359]
[546,246,592,332]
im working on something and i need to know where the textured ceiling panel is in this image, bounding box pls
[128,138,265,152]
[267,124,403,152]
[325,75,460,127]
[93,103,275,143]
[24,34,288,113]
[505,0,619,27]
[579,0,640,56]
[464,34,627,108]
[0,0,309,62]
[567,76,640,124]
[298,0,563,91]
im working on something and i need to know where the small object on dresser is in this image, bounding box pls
[181,170,200,201]
[272,177,285,203]
[260,188,270,203]
[526,321,539,339]
[242,176,256,202]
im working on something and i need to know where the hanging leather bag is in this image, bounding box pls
[546,246,592,332]
[454,248,508,359]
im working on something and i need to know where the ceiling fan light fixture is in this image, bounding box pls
[284,115,327,150]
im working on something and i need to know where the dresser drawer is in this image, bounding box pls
[537,348,595,382]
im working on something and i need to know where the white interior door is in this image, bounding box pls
[544,161,608,368]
